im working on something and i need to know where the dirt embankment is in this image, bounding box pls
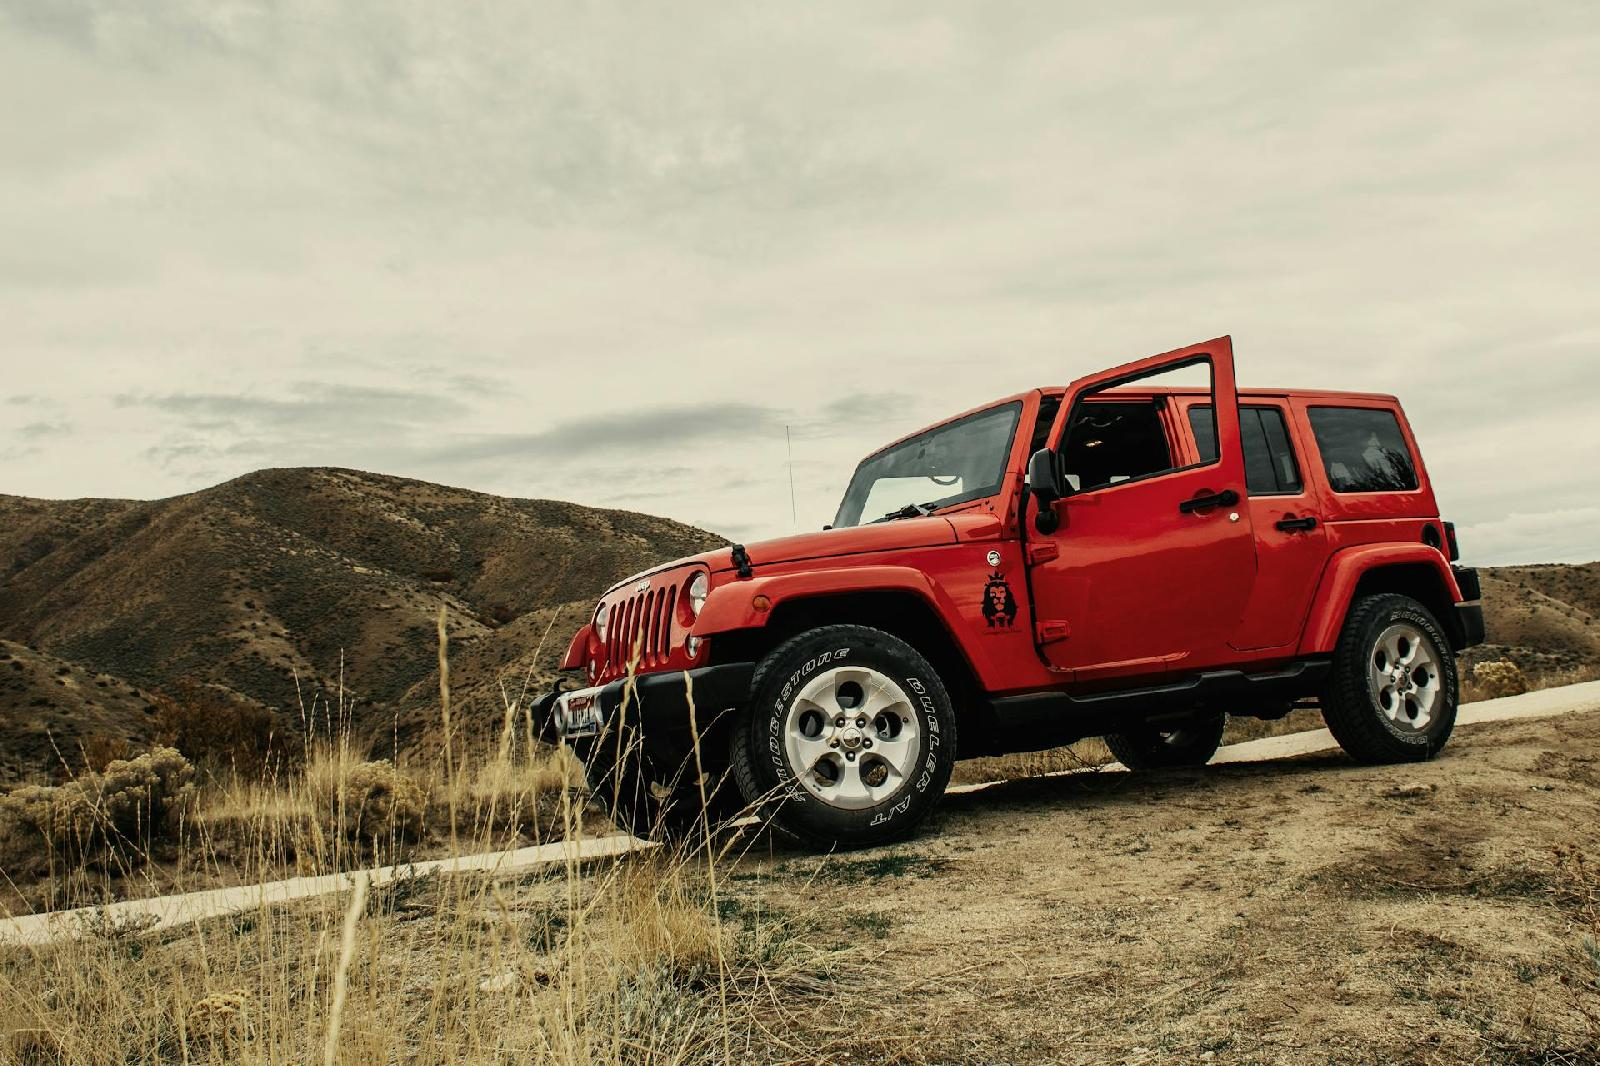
[724,709,1600,1064]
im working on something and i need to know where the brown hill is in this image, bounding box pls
[0,640,164,783]
[0,469,723,779]
[1465,563,1600,679]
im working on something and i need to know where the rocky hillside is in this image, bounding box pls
[0,469,724,780]
[0,641,163,783]
[1466,562,1600,680]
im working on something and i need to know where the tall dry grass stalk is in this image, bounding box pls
[0,774,873,1063]
[0,601,898,1063]
[324,874,368,1066]
[438,604,458,853]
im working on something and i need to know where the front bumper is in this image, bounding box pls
[536,662,756,749]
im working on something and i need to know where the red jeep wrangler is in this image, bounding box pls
[544,337,1484,848]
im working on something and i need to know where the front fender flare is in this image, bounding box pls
[1297,545,1464,656]
[691,565,954,638]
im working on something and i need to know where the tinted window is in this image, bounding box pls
[1307,407,1419,493]
[1188,405,1303,495]
[1060,401,1173,492]
[834,402,1022,527]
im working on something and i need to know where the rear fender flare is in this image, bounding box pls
[1298,545,1463,655]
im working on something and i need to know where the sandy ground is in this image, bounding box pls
[726,688,1600,1064]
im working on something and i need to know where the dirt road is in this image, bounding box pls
[7,681,1598,966]
[727,683,1600,1063]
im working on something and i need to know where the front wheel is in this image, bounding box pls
[1104,713,1227,770]
[731,625,957,849]
[1321,593,1458,764]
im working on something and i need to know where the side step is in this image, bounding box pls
[983,659,1331,756]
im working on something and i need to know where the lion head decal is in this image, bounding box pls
[981,570,1017,628]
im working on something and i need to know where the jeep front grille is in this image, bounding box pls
[606,584,679,675]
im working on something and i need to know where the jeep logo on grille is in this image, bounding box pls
[635,579,650,594]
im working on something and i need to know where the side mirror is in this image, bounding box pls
[1026,447,1067,534]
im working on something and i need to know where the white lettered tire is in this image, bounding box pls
[731,624,957,849]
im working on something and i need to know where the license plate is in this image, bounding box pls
[554,687,604,738]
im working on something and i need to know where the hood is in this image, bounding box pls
[711,516,962,570]
[597,509,1013,597]
[597,516,960,596]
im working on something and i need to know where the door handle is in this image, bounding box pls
[1178,488,1240,514]
[1275,515,1318,532]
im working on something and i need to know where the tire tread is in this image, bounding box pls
[731,624,956,849]
[1321,593,1457,764]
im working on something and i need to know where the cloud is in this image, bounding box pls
[0,2,1597,555]
[433,402,782,462]
[118,382,470,429]
[1457,507,1600,567]
[18,420,71,439]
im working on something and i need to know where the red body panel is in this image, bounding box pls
[571,335,1470,710]
[559,623,593,671]
[1297,545,1463,655]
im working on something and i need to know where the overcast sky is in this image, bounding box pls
[1,2,1597,565]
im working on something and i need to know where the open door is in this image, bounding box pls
[1025,336,1257,680]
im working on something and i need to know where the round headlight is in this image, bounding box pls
[593,602,609,642]
[687,572,709,617]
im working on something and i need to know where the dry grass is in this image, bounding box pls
[1463,661,1600,705]
[0,739,586,917]
[0,613,895,1064]
[0,828,890,1063]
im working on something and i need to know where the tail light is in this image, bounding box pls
[1443,521,1460,562]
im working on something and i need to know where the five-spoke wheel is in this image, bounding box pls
[1367,622,1443,734]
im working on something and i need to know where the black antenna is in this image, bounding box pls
[785,424,798,532]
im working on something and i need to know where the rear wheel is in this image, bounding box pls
[1322,593,1458,763]
[1104,713,1227,770]
[731,625,956,849]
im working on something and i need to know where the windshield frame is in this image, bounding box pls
[832,400,1025,528]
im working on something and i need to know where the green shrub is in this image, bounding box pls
[0,747,196,861]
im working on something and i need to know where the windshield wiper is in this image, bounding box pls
[874,501,939,523]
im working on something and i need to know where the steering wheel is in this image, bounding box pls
[929,475,961,487]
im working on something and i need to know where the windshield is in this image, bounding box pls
[833,402,1022,528]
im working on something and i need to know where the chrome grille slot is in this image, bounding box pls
[646,589,663,666]
[624,594,642,669]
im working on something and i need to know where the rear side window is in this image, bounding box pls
[1307,407,1419,493]
[1188,405,1303,496]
